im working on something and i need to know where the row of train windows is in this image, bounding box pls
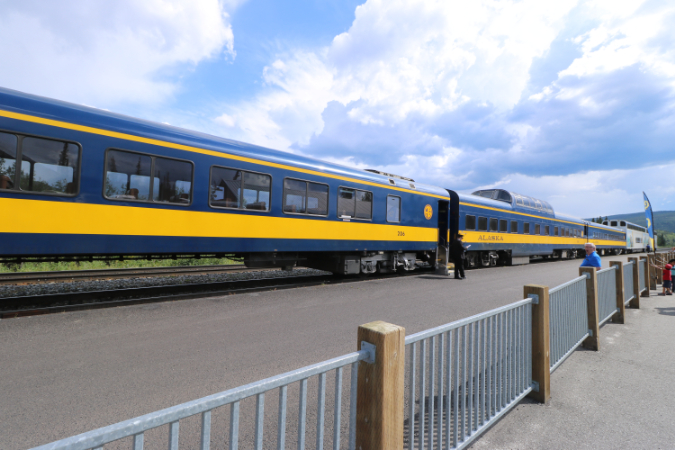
[591,231,623,241]
[0,132,403,222]
[465,215,583,237]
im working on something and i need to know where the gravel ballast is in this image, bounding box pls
[0,268,333,299]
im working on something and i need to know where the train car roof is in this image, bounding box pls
[0,87,449,198]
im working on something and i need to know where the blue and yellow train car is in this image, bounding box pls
[451,189,625,267]
[0,88,453,274]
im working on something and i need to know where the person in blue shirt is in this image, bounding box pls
[580,243,601,269]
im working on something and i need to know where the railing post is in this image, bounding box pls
[580,267,600,351]
[609,261,625,324]
[656,254,663,285]
[627,257,640,308]
[640,256,650,296]
[524,284,550,403]
[356,321,405,450]
[647,255,656,291]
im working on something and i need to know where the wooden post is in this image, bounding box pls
[648,255,657,290]
[656,254,663,285]
[640,256,651,297]
[524,284,550,403]
[627,257,640,308]
[580,267,600,351]
[609,261,625,324]
[356,321,405,450]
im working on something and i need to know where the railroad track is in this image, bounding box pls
[0,269,429,319]
[0,264,272,285]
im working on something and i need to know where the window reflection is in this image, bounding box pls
[104,149,192,204]
[19,137,79,194]
[0,132,17,190]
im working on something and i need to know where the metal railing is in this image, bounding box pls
[639,259,647,293]
[548,276,589,374]
[403,299,533,450]
[31,349,371,450]
[623,262,635,305]
[597,267,618,326]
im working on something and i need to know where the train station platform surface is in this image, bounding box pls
[470,289,675,450]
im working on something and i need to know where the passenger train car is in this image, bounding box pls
[455,189,626,267]
[602,219,650,253]
[0,88,626,274]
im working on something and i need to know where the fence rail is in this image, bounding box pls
[597,267,618,326]
[548,275,589,374]
[639,259,647,292]
[32,349,370,450]
[624,262,635,305]
[404,298,533,450]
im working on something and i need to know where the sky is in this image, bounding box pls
[0,0,673,219]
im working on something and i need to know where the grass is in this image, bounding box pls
[0,257,239,274]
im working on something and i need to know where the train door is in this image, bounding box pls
[436,200,450,275]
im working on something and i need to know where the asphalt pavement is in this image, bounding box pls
[1,254,671,450]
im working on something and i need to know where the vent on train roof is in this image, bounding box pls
[365,169,415,182]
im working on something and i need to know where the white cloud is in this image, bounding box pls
[475,163,675,218]
[215,0,578,150]
[0,0,237,106]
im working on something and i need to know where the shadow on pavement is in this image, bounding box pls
[655,307,675,316]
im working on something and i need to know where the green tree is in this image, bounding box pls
[657,233,666,247]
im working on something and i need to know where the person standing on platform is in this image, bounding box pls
[451,233,467,279]
[580,243,601,269]
[650,259,674,296]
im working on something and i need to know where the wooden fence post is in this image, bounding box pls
[356,321,405,450]
[609,261,625,324]
[580,267,600,351]
[648,255,657,291]
[524,284,550,404]
[627,257,640,308]
[656,254,663,285]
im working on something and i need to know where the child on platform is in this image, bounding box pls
[651,258,675,296]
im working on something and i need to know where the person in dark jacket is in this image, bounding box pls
[450,233,467,279]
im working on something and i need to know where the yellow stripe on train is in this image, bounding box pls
[462,231,626,247]
[0,197,437,242]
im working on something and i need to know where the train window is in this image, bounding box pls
[308,183,329,215]
[283,178,328,215]
[489,218,498,232]
[20,136,80,195]
[499,219,507,232]
[524,222,530,234]
[535,224,541,235]
[534,200,542,209]
[210,167,271,211]
[386,195,401,222]
[105,150,192,204]
[545,225,550,235]
[337,187,355,217]
[465,215,476,230]
[554,226,558,236]
[510,220,518,233]
[478,217,488,231]
[0,132,18,190]
[620,221,626,226]
[516,197,524,206]
[355,190,373,219]
[337,187,372,220]
[154,158,192,204]
[610,221,618,226]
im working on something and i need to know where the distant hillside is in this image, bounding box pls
[589,211,675,234]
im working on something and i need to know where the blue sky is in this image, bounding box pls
[1,0,673,219]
